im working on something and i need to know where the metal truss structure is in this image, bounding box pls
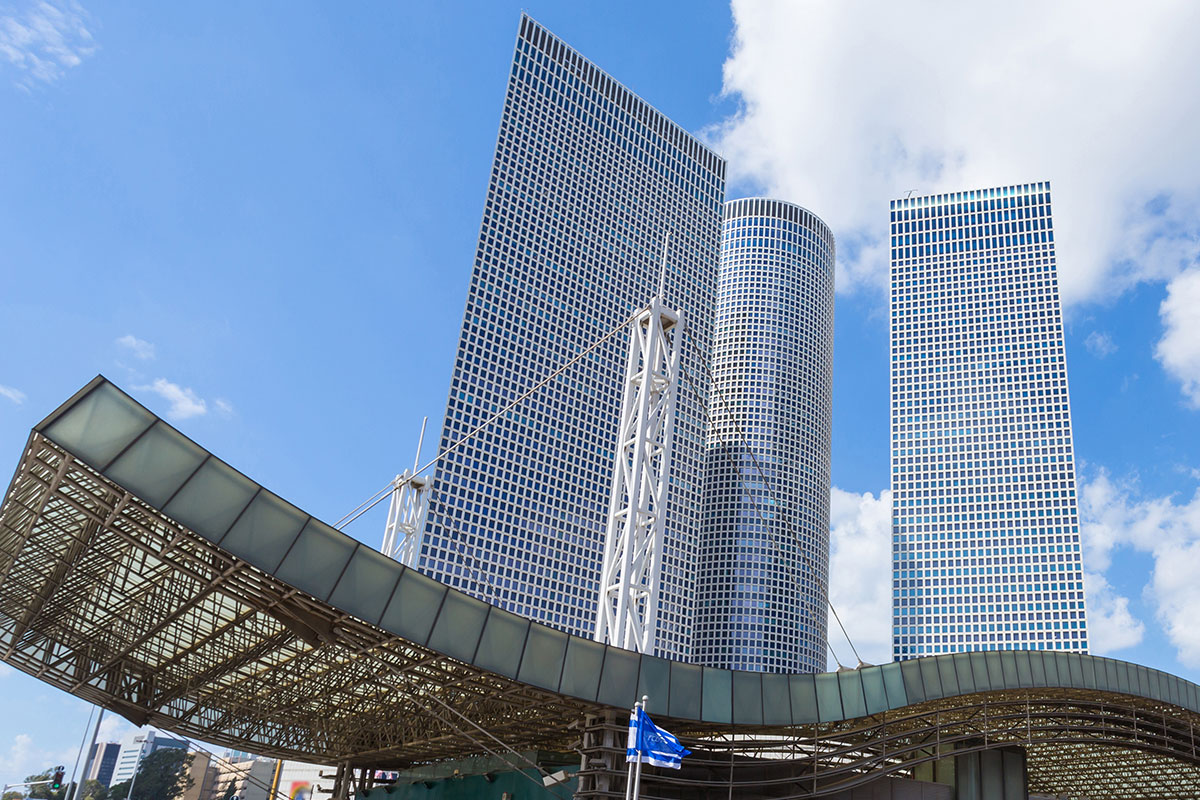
[0,432,594,767]
[594,294,683,655]
[3,378,1200,799]
[575,693,1200,799]
[380,471,430,567]
[379,419,430,567]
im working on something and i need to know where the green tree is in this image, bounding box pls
[4,790,25,800]
[114,750,193,800]
[23,771,65,800]
[77,779,108,800]
[106,782,128,800]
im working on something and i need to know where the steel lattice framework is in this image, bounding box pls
[2,378,1200,798]
[0,433,595,766]
[595,291,683,655]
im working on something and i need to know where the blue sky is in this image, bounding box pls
[2,0,1199,784]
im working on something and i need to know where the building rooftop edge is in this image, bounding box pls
[517,12,725,170]
[891,181,1052,208]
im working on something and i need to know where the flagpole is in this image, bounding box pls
[631,695,648,800]
[624,697,640,800]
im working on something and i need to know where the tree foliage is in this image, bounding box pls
[23,771,67,800]
[77,779,108,800]
[104,750,193,800]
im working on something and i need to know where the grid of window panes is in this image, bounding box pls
[889,182,1089,661]
[419,15,726,660]
[694,198,834,673]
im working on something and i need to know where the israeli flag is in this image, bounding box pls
[626,707,690,769]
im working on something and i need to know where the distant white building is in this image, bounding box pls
[272,761,327,800]
[109,729,187,786]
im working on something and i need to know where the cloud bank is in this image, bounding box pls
[828,486,892,667]
[712,0,1200,302]
[711,1,1200,404]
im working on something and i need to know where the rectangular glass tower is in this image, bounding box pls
[419,15,725,659]
[890,182,1089,660]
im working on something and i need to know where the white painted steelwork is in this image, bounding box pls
[595,255,683,654]
[381,418,431,567]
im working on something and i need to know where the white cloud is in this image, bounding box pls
[1084,331,1117,359]
[115,334,155,361]
[1156,267,1200,408]
[711,1,1200,306]
[1079,469,1200,666]
[0,731,77,783]
[0,383,26,404]
[135,378,207,421]
[828,486,893,667]
[0,1,96,88]
[1081,571,1143,654]
[214,398,234,417]
[96,713,132,745]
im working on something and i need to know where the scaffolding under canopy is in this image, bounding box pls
[3,377,1200,798]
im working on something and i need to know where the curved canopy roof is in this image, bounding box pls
[2,377,1200,796]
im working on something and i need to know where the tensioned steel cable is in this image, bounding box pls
[349,645,573,799]
[143,726,292,800]
[335,307,645,531]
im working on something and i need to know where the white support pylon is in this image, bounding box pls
[595,241,683,654]
[381,417,432,567]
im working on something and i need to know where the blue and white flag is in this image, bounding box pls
[626,707,690,769]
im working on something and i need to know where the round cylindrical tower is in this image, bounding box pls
[694,197,835,673]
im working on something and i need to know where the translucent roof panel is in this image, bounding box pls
[25,377,1200,733]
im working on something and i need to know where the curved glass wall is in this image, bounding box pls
[694,198,835,673]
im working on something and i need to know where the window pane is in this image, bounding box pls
[838,671,866,720]
[762,673,790,725]
[328,546,401,626]
[518,625,568,690]
[636,655,670,710]
[789,674,818,724]
[163,459,257,541]
[105,422,205,508]
[597,647,639,709]
[427,590,488,664]
[474,609,529,679]
[274,520,356,600]
[668,662,701,720]
[560,636,604,702]
[815,673,842,722]
[860,666,888,715]
[43,382,154,470]
[219,491,306,573]
[701,667,731,724]
[380,568,446,646]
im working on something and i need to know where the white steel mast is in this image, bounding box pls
[381,417,432,567]
[595,238,682,654]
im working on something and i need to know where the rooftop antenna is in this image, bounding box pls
[594,235,682,654]
[904,189,918,198]
[381,417,433,566]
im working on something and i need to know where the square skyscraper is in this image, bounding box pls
[890,182,1089,660]
[418,15,725,659]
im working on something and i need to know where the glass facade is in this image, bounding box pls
[419,15,725,659]
[890,182,1089,660]
[695,198,834,673]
